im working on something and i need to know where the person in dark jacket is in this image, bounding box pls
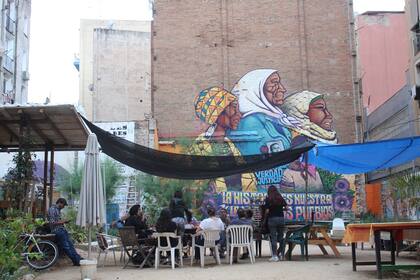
[124,204,149,239]
[169,191,192,234]
[156,208,179,248]
[264,185,288,262]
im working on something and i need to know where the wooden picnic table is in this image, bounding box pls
[283,223,341,258]
[307,224,341,257]
[343,222,420,279]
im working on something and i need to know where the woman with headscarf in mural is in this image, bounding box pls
[227,69,301,191]
[281,91,337,144]
[279,91,336,193]
[190,86,257,193]
[227,69,300,155]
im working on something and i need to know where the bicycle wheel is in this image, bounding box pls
[25,240,59,270]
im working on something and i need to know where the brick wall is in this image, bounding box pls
[152,0,357,143]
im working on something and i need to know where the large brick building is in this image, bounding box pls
[152,0,360,146]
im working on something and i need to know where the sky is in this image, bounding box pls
[27,0,405,105]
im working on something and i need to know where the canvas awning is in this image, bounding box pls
[0,104,89,152]
[308,136,420,174]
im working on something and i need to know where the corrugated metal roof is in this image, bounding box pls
[0,104,89,152]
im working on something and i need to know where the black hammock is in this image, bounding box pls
[81,116,314,180]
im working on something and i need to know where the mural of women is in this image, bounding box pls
[191,87,257,193]
[227,69,300,190]
[281,91,337,144]
[227,69,300,156]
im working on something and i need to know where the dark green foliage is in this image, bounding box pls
[3,137,36,211]
[0,210,43,279]
[135,173,209,224]
[57,157,124,203]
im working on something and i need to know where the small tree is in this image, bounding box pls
[390,171,420,220]
[3,135,36,212]
[57,164,83,205]
[57,157,124,202]
[135,172,209,224]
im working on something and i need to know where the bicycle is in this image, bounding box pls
[21,232,59,270]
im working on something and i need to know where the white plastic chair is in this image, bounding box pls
[190,230,221,268]
[153,232,183,269]
[96,233,124,267]
[331,218,345,239]
[226,225,255,265]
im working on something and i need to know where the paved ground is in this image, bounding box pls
[36,242,419,280]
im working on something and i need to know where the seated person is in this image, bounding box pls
[218,207,231,228]
[47,198,82,266]
[155,208,179,248]
[231,208,253,226]
[230,208,253,261]
[124,204,149,239]
[194,207,224,261]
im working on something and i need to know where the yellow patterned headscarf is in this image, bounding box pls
[194,87,237,125]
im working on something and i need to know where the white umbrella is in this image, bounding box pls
[76,133,106,258]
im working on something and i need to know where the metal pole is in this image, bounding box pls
[49,146,55,207]
[304,152,309,222]
[88,226,92,259]
[43,148,48,215]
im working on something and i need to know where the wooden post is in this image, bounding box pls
[43,148,48,215]
[49,146,55,207]
[304,152,309,222]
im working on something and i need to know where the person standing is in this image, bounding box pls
[169,190,192,234]
[47,198,82,266]
[264,186,288,262]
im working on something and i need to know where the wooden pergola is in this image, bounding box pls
[0,104,89,214]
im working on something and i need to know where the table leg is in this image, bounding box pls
[320,228,341,257]
[374,230,382,279]
[390,231,395,265]
[318,245,329,255]
[351,242,357,271]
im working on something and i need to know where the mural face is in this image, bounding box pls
[192,69,354,220]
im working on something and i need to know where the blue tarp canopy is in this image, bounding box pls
[308,136,420,174]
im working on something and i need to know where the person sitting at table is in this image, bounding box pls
[218,207,231,228]
[156,208,180,249]
[264,185,288,262]
[124,204,149,239]
[194,207,225,262]
[169,190,192,234]
[230,208,253,262]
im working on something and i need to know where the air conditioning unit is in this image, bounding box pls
[22,71,29,81]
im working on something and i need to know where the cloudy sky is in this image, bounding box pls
[27,0,405,105]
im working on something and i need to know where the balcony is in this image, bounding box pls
[1,92,14,105]
[414,31,420,55]
[4,55,14,73]
[6,16,15,35]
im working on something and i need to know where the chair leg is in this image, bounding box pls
[305,240,309,261]
[190,246,195,266]
[200,247,205,268]
[179,247,183,267]
[155,249,160,269]
[104,250,108,267]
[300,244,305,260]
[214,246,221,265]
[230,246,234,265]
[248,245,253,264]
[97,251,102,267]
[171,248,175,269]
[113,248,117,266]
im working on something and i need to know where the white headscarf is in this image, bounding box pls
[231,69,300,128]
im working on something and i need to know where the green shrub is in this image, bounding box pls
[0,211,43,279]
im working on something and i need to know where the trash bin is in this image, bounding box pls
[80,259,97,280]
